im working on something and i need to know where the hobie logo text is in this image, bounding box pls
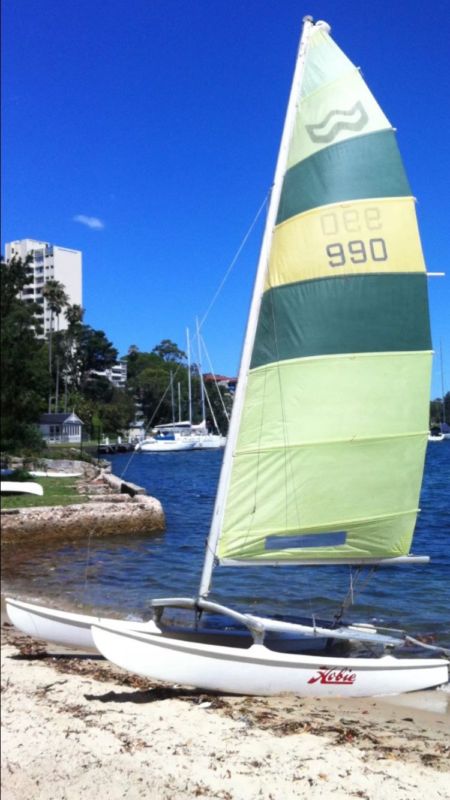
[307,668,356,685]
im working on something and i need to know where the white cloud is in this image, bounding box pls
[73,214,105,230]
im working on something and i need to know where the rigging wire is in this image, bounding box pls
[201,376,221,434]
[119,194,269,480]
[332,566,378,627]
[198,192,270,329]
[198,333,230,423]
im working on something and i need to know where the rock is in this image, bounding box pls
[100,470,147,496]
[88,494,133,503]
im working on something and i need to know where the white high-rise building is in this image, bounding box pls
[5,238,82,336]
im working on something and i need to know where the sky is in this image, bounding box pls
[2,0,449,398]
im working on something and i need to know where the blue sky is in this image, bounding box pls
[2,0,449,397]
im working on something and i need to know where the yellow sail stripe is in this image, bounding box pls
[266,197,425,290]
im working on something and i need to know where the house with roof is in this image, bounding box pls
[203,373,237,394]
[38,412,84,444]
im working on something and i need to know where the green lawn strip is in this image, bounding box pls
[1,476,90,510]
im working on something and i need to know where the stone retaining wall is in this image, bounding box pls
[1,461,165,544]
[1,495,165,544]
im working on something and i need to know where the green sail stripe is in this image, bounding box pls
[250,273,431,369]
[276,130,411,224]
[217,434,427,562]
[236,351,430,493]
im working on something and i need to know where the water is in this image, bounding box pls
[2,443,450,644]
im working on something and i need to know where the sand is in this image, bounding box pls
[1,619,449,800]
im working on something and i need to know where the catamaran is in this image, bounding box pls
[6,17,449,696]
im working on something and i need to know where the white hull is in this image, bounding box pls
[1,481,43,496]
[137,439,195,452]
[5,598,159,652]
[29,471,83,478]
[91,623,449,697]
[192,435,226,450]
[6,597,448,697]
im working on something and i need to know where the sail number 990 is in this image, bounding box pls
[320,206,388,268]
[321,207,382,235]
[326,238,387,267]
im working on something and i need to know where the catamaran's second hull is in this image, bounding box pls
[5,598,159,652]
[91,623,449,698]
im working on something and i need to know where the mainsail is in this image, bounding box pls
[202,19,431,578]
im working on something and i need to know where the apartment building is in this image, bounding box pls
[90,360,128,389]
[5,238,82,336]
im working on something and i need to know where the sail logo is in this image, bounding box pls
[307,668,356,685]
[305,101,369,143]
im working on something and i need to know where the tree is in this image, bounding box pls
[71,386,134,440]
[65,303,84,330]
[57,322,120,432]
[202,379,232,435]
[430,391,450,429]
[152,339,187,363]
[1,255,48,452]
[77,326,118,375]
[98,388,135,436]
[62,304,85,409]
[42,279,68,412]
[135,365,174,423]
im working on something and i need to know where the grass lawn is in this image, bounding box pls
[1,477,90,510]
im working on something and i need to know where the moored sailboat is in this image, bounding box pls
[6,16,449,695]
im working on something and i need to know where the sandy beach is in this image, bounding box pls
[1,615,449,800]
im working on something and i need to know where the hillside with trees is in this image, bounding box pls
[1,255,232,454]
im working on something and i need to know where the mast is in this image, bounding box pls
[196,316,207,426]
[186,328,193,425]
[199,15,316,598]
[440,339,447,426]
[170,371,175,424]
